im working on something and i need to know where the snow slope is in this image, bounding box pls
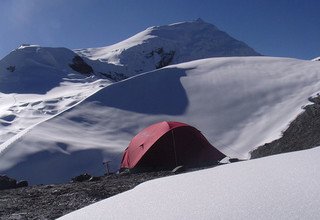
[76,19,260,77]
[1,56,320,185]
[59,146,320,220]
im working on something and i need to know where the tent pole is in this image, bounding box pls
[171,130,178,167]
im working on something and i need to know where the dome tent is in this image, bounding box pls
[120,121,226,172]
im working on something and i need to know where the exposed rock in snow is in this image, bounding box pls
[69,55,93,75]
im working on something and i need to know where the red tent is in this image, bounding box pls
[120,121,226,171]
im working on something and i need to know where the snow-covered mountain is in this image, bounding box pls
[59,146,320,220]
[1,56,320,185]
[0,44,95,94]
[76,18,261,76]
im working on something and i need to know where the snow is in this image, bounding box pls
[312,56,320,61]
[1,56,320,185]
[59,146,320,220]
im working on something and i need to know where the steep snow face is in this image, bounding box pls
[76,19,260,77]
[59,146,320,220]
[1,56,320,185]
[0,45,111,149]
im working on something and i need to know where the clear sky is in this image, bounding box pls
[0,0,319,60]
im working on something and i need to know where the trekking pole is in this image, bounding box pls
[103,161,111,175]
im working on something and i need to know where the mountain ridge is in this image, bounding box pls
[75,19,261,76]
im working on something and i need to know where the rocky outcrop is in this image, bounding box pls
[156,50,175,69]
[6,66,15,72]
[145,47,175,69]
[69,55,93,75]
[99,71,127,81]
[251,95,320,159]
[0,175,28,190]
[71,173,92,183]
[0,175,17,190]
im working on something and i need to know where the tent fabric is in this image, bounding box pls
[120,121,226,171]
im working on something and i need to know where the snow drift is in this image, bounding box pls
[59,146,320,220]
[1,56,320,185]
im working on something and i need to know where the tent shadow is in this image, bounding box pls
[91,67,192,115]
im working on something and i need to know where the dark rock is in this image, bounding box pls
[88,176,101,182]
[6,65,16,72]
[156,50,175,69]
[0,175,17,190]
[98,72,127,81]
[228,158,245,163]
[16,180,28,188]
[69,55,93,75]
[155,47,164,54]
[145,47,175,69]
[71,173,92,182]
[172,165,185,173]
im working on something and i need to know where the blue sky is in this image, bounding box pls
[0,0,319,60]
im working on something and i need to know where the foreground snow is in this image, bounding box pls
[59,146,320,220]
[1,56,320,185]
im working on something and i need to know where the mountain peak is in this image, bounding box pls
[195,18,205,23]
[154,18,215,31]
[75,19,261,77]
